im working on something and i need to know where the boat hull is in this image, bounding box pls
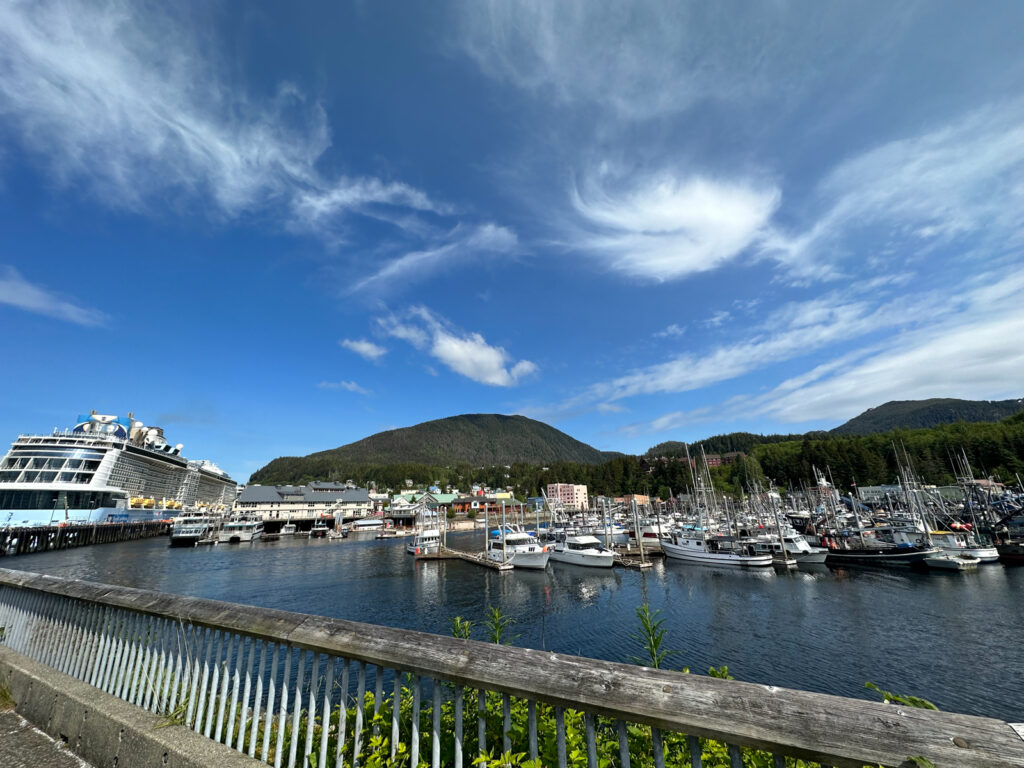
[825,546,938,567]
[662,540,773,567]
[549,550,615,568]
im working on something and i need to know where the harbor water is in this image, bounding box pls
[7,531,1023,723]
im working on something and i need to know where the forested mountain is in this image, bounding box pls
[250,414,617,484]
[831,398,1024,435]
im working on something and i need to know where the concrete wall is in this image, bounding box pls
[0,645,258,768]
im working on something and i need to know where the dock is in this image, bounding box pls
[416,546,514,570]
[0,521,169,557]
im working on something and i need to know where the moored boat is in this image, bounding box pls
[486,525,550,569]
[218,516,264,544]
[924,553,980,571]
[662,531,773,568]
[407,528,441,555]
[549,534,615,568]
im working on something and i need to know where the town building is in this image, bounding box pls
[546,483,589,511]
[235,482,372,522]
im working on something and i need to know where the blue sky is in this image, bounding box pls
[2,1,1023,482]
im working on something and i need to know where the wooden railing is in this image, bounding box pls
[0,567,1021,768]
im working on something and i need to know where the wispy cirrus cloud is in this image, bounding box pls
[317,380,371,395]
[0,1,452,247]
[339,338,387,361]
[451,1,909,120]
[0,266,107,326]
[653,324,685,338]
[567,169,779,282]
[352,223,517,292]
[380,306,537,387]
[622,267,1024,435]
[762,102,1024,281]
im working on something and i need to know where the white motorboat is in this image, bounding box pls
[662,531,773,568]
[549,534,615,568]
[280,523,297,536]
[751,532,828,564]
[352,516,385,531]
[407,528,441,555]
[924,553,981,571]
[927,531,999,563]
[218,516,264,543]
[486,525,550,569]
[169,512,220,548]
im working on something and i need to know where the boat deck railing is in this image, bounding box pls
[1,567,1022,768]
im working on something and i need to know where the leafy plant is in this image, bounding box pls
[864,682,939,710]
[451,616,474,640]
[484,607,520,646]
[708,666,734,680]
[628,604,681,670]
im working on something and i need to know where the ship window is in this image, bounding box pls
[29,457,47,469]
[59,472,77,482]
[38,472,57,483]
[45,458,64,470]
[22,471,39,483]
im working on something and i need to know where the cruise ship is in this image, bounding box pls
[0,411,237,527]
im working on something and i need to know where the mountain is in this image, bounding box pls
[831,398,1024,435]
[250,414,617,483]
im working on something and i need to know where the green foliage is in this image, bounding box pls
[629,604,681,670]
[249,399,1024,499]
[483,607,520,646]
[707,666,734,680]
[864,682,939,711]
[832,398,1023,435]
[0,684,13,711]
[450,616,474,640]
[250,414,613,484]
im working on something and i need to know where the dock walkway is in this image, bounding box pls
[0,521,169,557]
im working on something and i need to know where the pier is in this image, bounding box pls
[1,567,1022,768]
[416,546,514,570]
[0,521,169,557]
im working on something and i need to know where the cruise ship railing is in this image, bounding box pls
[0,568,1021,768]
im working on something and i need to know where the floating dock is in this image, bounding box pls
[416,546,514,570]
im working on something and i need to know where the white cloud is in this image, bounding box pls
[763,103,1024,280]
[339,338,387,361]
[569,171,779,281]
[0,266,107,326]
[653,324,685,338]
[0,1,441,237]
[317,380,371,395]
[352,223,517,292]
[625,267,1024,435]
[452,1,902,120]
[704,311,731,328]
[381,306,537,387]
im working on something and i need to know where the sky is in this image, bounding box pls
[1,1,1023,483]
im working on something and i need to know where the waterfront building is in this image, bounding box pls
[546,483,588,511]
[235,483,372,522]
[451,495,526,518]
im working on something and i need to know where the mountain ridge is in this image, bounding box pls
[250,413,618,483]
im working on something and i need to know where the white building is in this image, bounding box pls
[235,482,372,521]
[546,483,589,511]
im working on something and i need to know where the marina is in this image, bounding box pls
[7,530,1023,724]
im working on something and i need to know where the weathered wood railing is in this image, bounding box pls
[0,568,1021,768]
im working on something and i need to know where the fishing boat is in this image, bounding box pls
[927,530,998,562]
[486,524,550,569]
[280,523,297,536]
[662,531,773,567]
[309,517,331,538]
[407,528,441,555]
[549,534,615,568]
